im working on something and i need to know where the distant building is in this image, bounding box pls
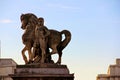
[0,58,17,80]
[97,59,120,80]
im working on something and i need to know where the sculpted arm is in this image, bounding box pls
[44,26,50,37]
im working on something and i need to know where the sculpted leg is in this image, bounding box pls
[32,46,36,59]
[39,38,46,63]
[28,48,33,62]
[22,46,28,64]
[41,48,46,63]
[51,44,58,54]
[56,51,62,64]
[33,42,41,59]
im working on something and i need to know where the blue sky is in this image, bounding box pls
[0,0,120,80]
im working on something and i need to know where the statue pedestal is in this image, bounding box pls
[97,59,120,80]
[10,63,74,80]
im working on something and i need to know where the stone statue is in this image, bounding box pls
[20,13,38,64]
[20,13,71,64]
[34,17,50,63]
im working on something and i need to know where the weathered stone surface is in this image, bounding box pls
[15,68,69,74]
[15,64,69,75]
[97,59,120,80]
[0,58,17,80]
[0,58,17,66]
[108,65,120,76]
[17,63,67,68]
[10,63,74,80]
[11,77,74,80]
[116,59,120,65]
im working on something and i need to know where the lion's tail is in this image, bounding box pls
[58,30,71,51]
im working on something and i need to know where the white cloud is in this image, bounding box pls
[0,19,13,23]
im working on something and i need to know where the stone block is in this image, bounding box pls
[0,58,17,80]
[97,59,120,80]
[10,63,74,80]
[97,74,109,80]
[108,65,120,76]
[116,59,120,65]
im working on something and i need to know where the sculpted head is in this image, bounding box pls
[20,13,38,30]
[20,14,29,29]
[38,17,44,26]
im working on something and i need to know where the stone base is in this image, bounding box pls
[10,63,74,80]
[97,59,120,80]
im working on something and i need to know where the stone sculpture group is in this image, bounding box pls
[20,13,71,64]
